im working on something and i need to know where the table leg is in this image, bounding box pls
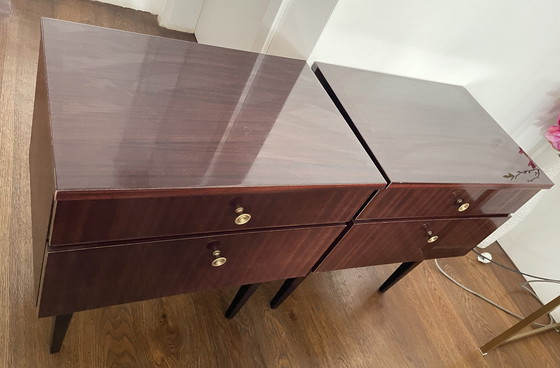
[225,284,260,319]
[378,261,422,293]
[480,295,560,354]
[270,276,307,309]
[49,313,73,354]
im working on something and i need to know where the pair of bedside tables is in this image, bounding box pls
[29,19,552,353]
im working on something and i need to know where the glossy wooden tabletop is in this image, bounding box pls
[314,63,553,187]
[40,19,385,191]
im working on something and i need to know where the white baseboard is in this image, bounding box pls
[91,0,200,33]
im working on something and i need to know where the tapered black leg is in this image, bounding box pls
[270,276,307,309]
[225,283,260,319]
[378,261,422,293]
[49,313,73,354]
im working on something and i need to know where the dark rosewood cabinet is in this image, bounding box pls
[29,19,385,353]
[269,63,552,307]
[311,62,553,279]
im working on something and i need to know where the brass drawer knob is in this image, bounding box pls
[456,199,470,212]
[426,230,439,243]
[234,206,251,225]
[211,250,227,267]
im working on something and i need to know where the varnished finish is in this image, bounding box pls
[313,62,553,187]
[420,217,509,259]
[316,217,509,272]
[28,42,55,294]
[378,261,422,293]
[49,314,72,354]
[31,18,385,351]
[358,184,540,220]
[270,276,307,309]
[50,186,374,246]
[3,1,560,366]
[225,284,260,319]
[40,20,384,192]
[39,225,344,316]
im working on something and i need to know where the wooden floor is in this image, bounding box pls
[1,0,559,366]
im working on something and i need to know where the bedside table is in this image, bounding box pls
[269,63,553,307]
[29,19,386,353]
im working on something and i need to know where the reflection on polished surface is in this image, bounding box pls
[502,148,541,182]
[314,62,553,187]
[42,20,383,190]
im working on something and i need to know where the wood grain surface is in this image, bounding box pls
[313,62,554,188]
[1,0,559,367]
[358,184,541,220]
[316,217,508,272]
[39,225,344,316]
[28,41,55,295]
[39,20,384,192]
[50,186,375,246]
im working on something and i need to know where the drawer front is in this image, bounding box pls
[316,217,508,272]
[38,225,344,316]
[50,186,374,246]
[420,217,508,259]
[358,185,538,220]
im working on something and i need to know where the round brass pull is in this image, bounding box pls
[211,250,227,267]
[456,199,470,212]
[234,206,251,225]
[426,230,439,243]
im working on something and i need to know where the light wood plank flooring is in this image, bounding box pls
[1,0,558,366]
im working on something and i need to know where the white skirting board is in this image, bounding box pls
[92,0,165,15]
[91,0,338,59]
[91,0,202,33]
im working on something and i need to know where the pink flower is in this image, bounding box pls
[546,125,560,151]
[518,147,537,168]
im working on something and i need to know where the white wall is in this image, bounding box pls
[265,0,337,59]
[500,146,560,321]
[194,0,337,58]
[310,0,560,319]
[158,0,204,32]
[195,0,283,52]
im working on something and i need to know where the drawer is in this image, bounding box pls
[357,185,538,220]
[316,217,508,272]
[50,186,375,246]
[38,224,345,316]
